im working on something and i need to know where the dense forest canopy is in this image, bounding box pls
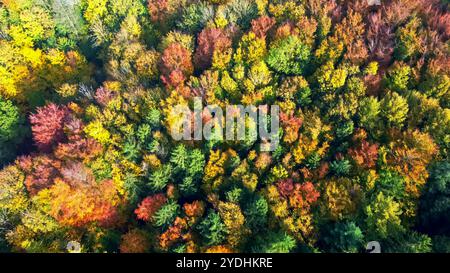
[0,0,449,253]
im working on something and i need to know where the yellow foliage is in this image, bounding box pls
[84,120,111,145]
[0,166,29,215]
[234,32,266,65]
[322,178,361,220]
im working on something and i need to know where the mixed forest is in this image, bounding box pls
[0,0,449,253]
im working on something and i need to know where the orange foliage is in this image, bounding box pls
[48,179,120,227]
[135,194,167,222]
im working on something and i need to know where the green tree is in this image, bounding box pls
[381,91,409,128]
[365,192,404,239]
[251,231,297,253]
[0,96,27,166]
[321,221,364,253]
[198,210,227,246]
[266,36,311,75]
[419,161,450,235]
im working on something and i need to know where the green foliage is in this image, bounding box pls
[177,2,214,33]
[384,63,412,93]
[243,195,268,230]
[365,192,404,239]
[358,97,381,131]
[148,165,172,191]
[384,232,432,253]
[381,91,409,128]
[252,231,297,253]
[419,161,450,234]
[266,36,311,75]
[0,96,27,165]
[330,159,351,176]
[321,221,364,253]
[153,200,180,228]
[198,210,227,246]
[395,18,421,61]
[170,144,189,173]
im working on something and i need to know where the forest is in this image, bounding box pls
[0,0,449,253]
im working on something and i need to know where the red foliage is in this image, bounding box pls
[277,178,320,209]
[280,112,303,143]
[316,162,330,179]
[385,0,427,26]
[367,11,395,65]
[277,178,295,197]
[120,229,150,253]
[147,0,177,23]
[194,28,231,70]
[348,130,379,169]
[183,200,205,218]
[30,103,70,152]
[275,22,298,40]
[159,217,188,249]
[18,155,61,195]
[160,43,193,88]
[54,118,103,161]
[425,6,450,40]
[94,87,116,107]
[301,181,321,204]
[251,16,276,39]
[135,194,167,222]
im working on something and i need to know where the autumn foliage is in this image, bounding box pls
[0,0,449,254]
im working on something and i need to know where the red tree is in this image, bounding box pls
[135,194,167,222]
[160,43,193,88]
[30,103,70,152]
[194,28,231,70]
[347,129,379,169]
[18,155,61,195]
[120,229,150,253]
[54,118,103,161]
[251,16,276,39]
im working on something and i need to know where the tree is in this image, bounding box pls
[18,155,61,195]
[381,91,409,128]
[0,165,28,216]
[321,221,364,253]
[365,192,404,239]
[198,210,227,247]
[48,178,120,227]
[250,16,276,39]
[160,43,193,88]
[30,103,70,152]
[177,2,214,33]
[194,28,231,70]
[384,62,412,93]
[384,231,432,253]
[119,229,150,253]
[347,130,379,169]
[395,17,422,61]
[322,178,361,220]
[266,36,311,75]
[419,161,450,235]
[0,96,27,165]
[148,165,172,191]
[153,200,179,228]
[135,194,167,222]
[357,96,381,132]
[251,231,296,253]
